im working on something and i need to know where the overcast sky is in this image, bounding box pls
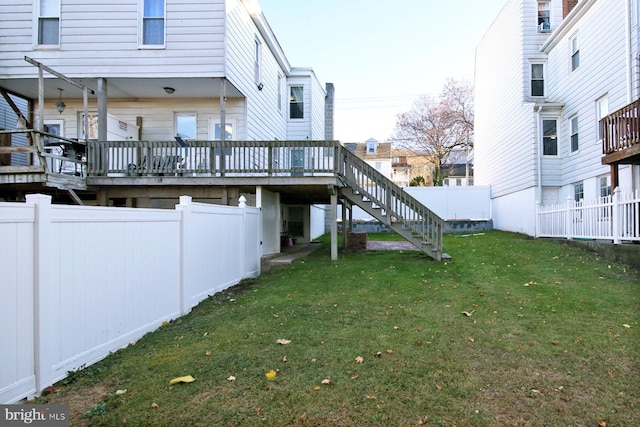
[258,0,506,143]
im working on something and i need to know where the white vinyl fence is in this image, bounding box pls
[1,194,260,404]
[536,188,640,243]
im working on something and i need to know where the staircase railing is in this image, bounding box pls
[337,146,444,260]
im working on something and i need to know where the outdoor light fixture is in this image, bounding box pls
[56,88,65,114]
[163,87,175,94]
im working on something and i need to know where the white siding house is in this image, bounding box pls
[475,0,640,235]
[0,0,331,143]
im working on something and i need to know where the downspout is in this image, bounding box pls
[625,0,633,102]
[534,104,542,238]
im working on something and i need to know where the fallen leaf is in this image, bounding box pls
[366,395,376,400]
[351,375,359,380]
[115,389,127,395]
[265,370,277,379]
[462,311,475,317]
[313,386,321,391]
[276,338,291,345]
[416,340,423,346]
[151,402,158,409]
[169,375,196,385]
[299,413,307,422]
[393,326,400,330]
[355,356,364,364]
[321,379,331,385]
[608,371,614,377]
[622,324,631,328]
[386,349,394,355]
[375,351,382,358]
[551,341,559,345]
[205,351,212,356]
[468,337,475,343]
[435,384,442,390]
[282,356,287,363]
[598,420,607,427]
[227,376,236,381]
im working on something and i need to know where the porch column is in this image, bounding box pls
[610,163,619,190]
[97,78,108,174]
[330,188,338,261]
[341,202,347,249]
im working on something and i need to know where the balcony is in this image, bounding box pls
[601,98,640,165]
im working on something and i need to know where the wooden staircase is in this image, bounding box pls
[337,148,446,261]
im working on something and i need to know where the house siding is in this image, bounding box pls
[226,0,287,140]
[475,0,539,198]
[0,0,226,78]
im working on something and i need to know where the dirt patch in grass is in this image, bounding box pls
[44,383,111,427]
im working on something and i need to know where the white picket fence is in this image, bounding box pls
[536,188,640,243]
[0,194,260,404]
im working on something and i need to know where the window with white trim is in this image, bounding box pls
[599,175,611,198]
[596,95,608,140]
[37,0,60,45]
[289,86,304,119]
[570,115,579,152]
[531,63,545,97]
[141,0,165,46]
[542,119,558,155]
[574,182,584,202]
[175,113,196,140]
[537,1,551,32]
[571,34,580,71]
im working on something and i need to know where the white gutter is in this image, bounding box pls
[625,0,633,102]
[540,0,597,53]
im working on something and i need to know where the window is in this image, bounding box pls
[289,86,304,119]
[531,64,545,97]
[570,116,579,152]
[254,37,262,85]
[574,182,584,202]
[596,95,609,140]
[37,0,60,45]
[214,122,234,140]
[375,162,382,170]
[571,34,580,71]
[538,1,551,32]
[542,119,558,155]
[599,175,611,198]
[142,0,165,45]
[175,113,196,140]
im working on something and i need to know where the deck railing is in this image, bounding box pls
[601,98,640,156]
[87,140,338,177]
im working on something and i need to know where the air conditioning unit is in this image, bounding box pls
[539,23,551,33]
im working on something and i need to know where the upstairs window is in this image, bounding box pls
[570,116,579,152]
[38,0,60,45]
[538,1,551,32]
[571,34,580,71]
[531,63,545,97]
[289,86,304,119]
[542,119,558,155]
[142,0,165,46]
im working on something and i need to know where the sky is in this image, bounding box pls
[258,0,507,143]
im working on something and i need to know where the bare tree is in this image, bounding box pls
[393,79,474,186]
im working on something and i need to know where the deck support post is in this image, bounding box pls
[330,187,338,261]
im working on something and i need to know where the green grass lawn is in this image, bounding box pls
[43,231,639,426]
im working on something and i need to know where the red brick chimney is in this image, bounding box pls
[563,0,579,18]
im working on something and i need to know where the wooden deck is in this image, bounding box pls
[601,98,640,165]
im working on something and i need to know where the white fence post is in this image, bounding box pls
[176,195,192,315]
[25,194,55,395]
[612,187,621,244]
[238,195,247,277]
[565,196,573,240]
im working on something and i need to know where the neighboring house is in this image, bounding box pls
[474,0,640,235]
[0,0,335,250]
[391,148,435,187]
[344,138,393,178]
[442,150,473,187]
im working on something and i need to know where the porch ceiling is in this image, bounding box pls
[0,77,243,102]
